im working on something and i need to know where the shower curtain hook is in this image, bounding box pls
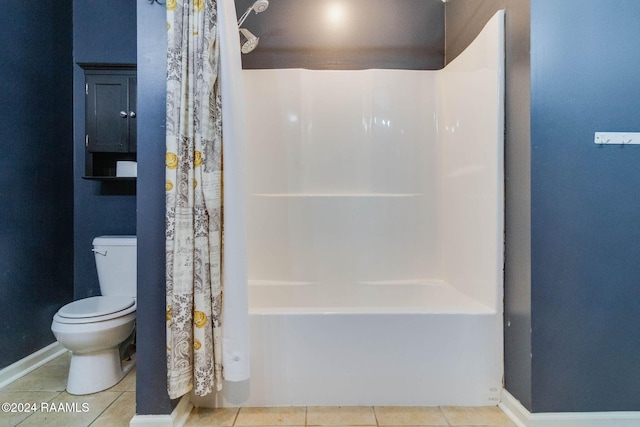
[149,0,165,5]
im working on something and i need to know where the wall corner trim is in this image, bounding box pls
[129,394,193,427]
[500,389,640,427]
[0,342,67,389]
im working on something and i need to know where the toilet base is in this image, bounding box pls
[67,348,135,395]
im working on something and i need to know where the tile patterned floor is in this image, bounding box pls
[185,404,517,426]
[0,352,135,427]
[0,352,516,427]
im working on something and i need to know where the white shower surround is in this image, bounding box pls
[196,10,504,407]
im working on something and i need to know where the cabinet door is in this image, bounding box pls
[86,74,130,152]
[128,76,137,153]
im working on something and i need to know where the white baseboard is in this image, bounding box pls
[498,390,529,427]
[172,394,194,426]
[129,394,193,427]
[129,413,173,427]
[0,342,67,389]
[500,389,640,427]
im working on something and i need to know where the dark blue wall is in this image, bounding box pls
[73,0,137,298]
[0,1,74,368]
[530,0,640,412]
[447,0,640,414]
[136,0,173,415]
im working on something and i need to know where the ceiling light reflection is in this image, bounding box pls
[326,2,346,26]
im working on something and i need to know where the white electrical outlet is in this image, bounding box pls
[594,132,640,145]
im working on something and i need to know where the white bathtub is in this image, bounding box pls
[195,10,505,408]
[243,281,500,407]
[192,280,501,407]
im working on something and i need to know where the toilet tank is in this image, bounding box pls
[93,235,137,298]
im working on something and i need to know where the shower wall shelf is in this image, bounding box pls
[251,193,424,197]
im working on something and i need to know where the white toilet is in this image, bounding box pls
[51,235,137,395]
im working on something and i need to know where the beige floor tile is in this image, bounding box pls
[16,390,120,427]
[440,406,516,426]
[44,352,72,366]
[2,364,69,392]
[184,407,239,427]
[454,425,516,427]
[107,367,136,392]
[375,406,448,426]
[306,406,377,426]
[0,391,60,427]
[89,391,135,427]
[235,406,306,426]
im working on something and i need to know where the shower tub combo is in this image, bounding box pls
[198,11,504,407]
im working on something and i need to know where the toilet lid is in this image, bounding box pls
[58,296,135,319]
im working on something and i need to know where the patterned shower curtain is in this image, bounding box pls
[165,0,247,399]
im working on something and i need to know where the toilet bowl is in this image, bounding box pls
[51,297,136,394]
[51,236,137,395]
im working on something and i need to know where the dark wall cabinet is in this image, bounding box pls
[80,64,137,179]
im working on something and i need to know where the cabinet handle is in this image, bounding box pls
[120,111,128,118]
[129,111,136,118]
